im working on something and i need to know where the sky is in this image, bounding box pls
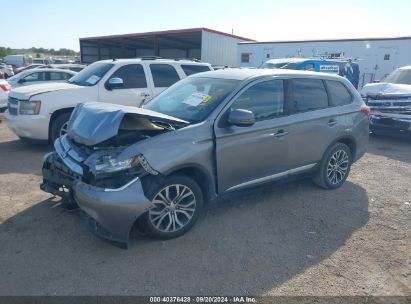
[2,0,411,51]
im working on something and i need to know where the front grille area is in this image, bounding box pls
[8,96,18,105]
[368,95,410,100]
[368,100,411,106]
[7,97,19,115]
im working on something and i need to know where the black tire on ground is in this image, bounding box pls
[50,112,71,143]
[313,142,352,190]
[142,175,204,240]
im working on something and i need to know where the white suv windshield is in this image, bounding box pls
[68,62,113,86]
[144,77,239,123]
[383,69,411,85]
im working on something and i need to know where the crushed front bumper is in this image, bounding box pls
[74,178,152,248]
[41,151,153,248]
[370,113,411,136]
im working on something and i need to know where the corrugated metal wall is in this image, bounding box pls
[201,31,245,66]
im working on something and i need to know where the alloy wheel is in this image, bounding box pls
[326,149,349,185]
[148,184,196,233]
[60,122,68,137]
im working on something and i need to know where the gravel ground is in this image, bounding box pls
[0,113,410,296]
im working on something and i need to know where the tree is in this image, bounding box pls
[0,47,14,58]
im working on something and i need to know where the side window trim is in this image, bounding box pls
[149,63,181,88]
[289,78,330,114]
[322,79,332,107]
[323,80,354,107]
[218,77,287,127]
[105,64,147,89]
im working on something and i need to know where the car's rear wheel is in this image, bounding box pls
[50,112,71,143]
[143,175,203,240]
[313,143,352,189]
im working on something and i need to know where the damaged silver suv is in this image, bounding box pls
[41,69,370,248]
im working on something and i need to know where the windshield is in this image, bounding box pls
[383,69,411,85]
[260,62,300,69]
[68,62,113,86]
[144,77,239,123]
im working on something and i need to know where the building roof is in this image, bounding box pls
[239,36,411,45]
[80,27,254,42]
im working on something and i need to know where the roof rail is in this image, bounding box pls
[138,56,163,60]
[173,58,202,62]
[118,56,203,62]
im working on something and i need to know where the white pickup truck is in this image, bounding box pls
[4,58,212,142]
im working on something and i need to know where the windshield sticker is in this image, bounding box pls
[320,65,340,74]
[183,93,212,106]
[85,75,101,85]
[202,95,212,103]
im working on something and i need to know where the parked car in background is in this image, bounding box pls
[0,63,15,78]
[7,68,77,88]
[32,58,50,65]
[3,55,32,68]
[261,58,360,89]
[361,65,411,136]
[50,63,86,72]
[0,79,11,109]
[4,58,213,142]
[14,64,49,74]
[40,69,369,247]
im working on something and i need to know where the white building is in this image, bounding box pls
[237,36,411,86]
[80,28,254,67]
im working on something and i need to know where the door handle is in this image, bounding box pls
[140,92,150,97]
[274,129,289,138]
[327,119,337,127]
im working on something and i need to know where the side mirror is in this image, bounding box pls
[18,78,26,84]
[106,77,124,90]
[228,109,255,127]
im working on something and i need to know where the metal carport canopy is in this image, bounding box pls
[79,27,253,63]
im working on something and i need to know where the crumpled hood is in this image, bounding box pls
[67,102,188,146]
[361,82,411,97]
[9,82,81,100]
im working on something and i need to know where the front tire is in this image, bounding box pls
[50,112,71,143]
[313,143,352,189]
[143,175,204,240]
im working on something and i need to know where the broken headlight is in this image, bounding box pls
[85,150,158,176]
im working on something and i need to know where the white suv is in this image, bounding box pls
[4,58,212,142]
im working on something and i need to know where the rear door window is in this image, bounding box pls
[325,80,353,106]
[47,72,73,80]
[290,78,329,113]
[150,64,180,87]
[109,64,147,89]
[181,64,211,76]
[231,80,285,121]
[23,72,45,82]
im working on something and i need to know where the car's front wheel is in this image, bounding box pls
[313,143,352,189]
[50,112,71,143]
[143,175,203,240]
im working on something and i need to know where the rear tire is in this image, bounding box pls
[142,175,204,240]
[313,143,352,189]
[50,112,71,143]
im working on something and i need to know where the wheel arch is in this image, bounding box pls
[325,135,357,160]
[48,107,74,142]
[163,164,217,204]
